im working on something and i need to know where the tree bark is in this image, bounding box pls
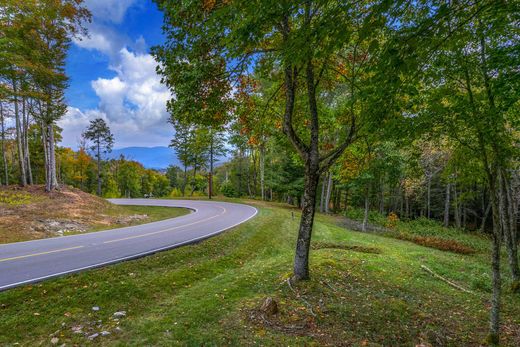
[0,104,8,185]
[96,140,101,196]
[46,122,58,191]
[454,183,461,228]
[499,170,520,285]
[379,178,385,214]
[12,80,26,186]
[260,143,265,200]
[293,169,319,281]
[22,98,32,184]
[480,202,491,233]
[41,121,49,189]
[427,176,432,219]
[363,184,370,232]
[443,183,451,227]
[319,173,327,213]
[325,173,332,214]
[208,133,213,199]
[291,53,321,281]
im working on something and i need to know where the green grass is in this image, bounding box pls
[0,200,519,346]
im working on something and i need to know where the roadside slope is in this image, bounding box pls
[0,186,188,243]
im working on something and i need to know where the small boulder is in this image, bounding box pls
[100,331,111,336]
[87,333,99,340]
[260,297,278,316]
[50,337,59,345]
[92,306,100,311]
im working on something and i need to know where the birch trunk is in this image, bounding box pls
[46,123,58,191]
[12,81,26,186]
[325,173,332,213]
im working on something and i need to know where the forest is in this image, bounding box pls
[1,0,519,345]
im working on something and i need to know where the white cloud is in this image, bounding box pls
[73,0,145,58]
[72,23,129,59]
[84,0,140,24]
[59,48,172,148]
[64,0,171,149]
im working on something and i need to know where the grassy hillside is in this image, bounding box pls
[0,200,519,346]
[0,186,188,243]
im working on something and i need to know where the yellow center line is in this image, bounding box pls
[103,206,227,244]
[0,246,84,263]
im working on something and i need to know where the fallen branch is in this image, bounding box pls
[421,265,473,294]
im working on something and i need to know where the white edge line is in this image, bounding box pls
[0,205,258,291]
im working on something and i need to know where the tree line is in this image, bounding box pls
[0,0,89,191]
[152,0,519,344]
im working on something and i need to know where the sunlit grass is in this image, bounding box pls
[0,199,518,346]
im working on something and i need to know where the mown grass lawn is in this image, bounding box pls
[0,199,519,346]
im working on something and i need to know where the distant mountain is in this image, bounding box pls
[107,146,179,169]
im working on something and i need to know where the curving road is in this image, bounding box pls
[0,199,257,291]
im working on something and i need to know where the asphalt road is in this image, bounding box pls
[0,199,257,291]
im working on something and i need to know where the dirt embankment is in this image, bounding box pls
[0,185,145,244]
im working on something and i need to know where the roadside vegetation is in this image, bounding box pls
[0,185,188,244]
[0,200,519,346]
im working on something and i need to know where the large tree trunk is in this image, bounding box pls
[291,55,321,281]
[293,168,319,281]
[443,183,450,227]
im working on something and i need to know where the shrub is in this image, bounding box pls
[386,212,399,229]
[395,233,476,254]
[169,188,184,197]
[220,182,238,197]
[0,191,32,205]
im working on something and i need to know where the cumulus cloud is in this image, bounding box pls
[84,0,140,24]
[59,48,172,148]
[62,0,172,148]
[72,24,128,58]
[73,1,145,59]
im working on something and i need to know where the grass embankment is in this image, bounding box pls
[0,186,188,243]
[0,200,519,346]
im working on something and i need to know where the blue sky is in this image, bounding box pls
[58,0,171,149]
